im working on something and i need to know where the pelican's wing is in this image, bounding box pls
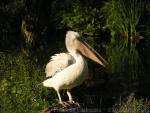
[45,53,75,78]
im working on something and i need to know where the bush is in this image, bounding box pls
[0,52,56,113]
[113,96,150,113]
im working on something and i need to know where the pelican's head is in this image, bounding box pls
[65,31,81,53]
[65,30,108,67]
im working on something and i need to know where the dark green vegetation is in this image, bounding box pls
[0,0,150,113]
[113,96,150,113]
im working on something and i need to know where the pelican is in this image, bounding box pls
[42,31,107,105]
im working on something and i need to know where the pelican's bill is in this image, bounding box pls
[75,38,107,67]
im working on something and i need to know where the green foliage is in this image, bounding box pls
[0,52,56,113]
[102,0,146,79]
[55,0,103,47]
[113,96,150,113]
[102,0,146,45]
[0,0,25,15]
[60,3,102,35]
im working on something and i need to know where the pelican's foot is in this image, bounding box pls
[68,100,75,104]
[68,101,80,107]
[59,101,70,108]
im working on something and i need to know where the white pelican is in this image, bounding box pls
[42,31,107,105]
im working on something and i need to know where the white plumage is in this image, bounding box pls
[42,31,107,105]
[45,53,75,78]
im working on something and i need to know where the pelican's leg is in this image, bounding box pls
[67,90,74,103]
[67,90,80,107]
[56,90,63,103]
[56,90,69,107]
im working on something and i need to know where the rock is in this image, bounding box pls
[40,102,80,113]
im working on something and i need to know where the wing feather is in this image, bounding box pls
[45,53,75,77]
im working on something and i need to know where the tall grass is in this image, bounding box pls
[0,52,56,113]
[102,0,145,46]
[113,96,150,113]
[102,0,146,79]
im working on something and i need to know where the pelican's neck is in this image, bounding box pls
[71,51,85,64]
[71,51,88,78]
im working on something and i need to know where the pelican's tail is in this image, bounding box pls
[42,78,53,88]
